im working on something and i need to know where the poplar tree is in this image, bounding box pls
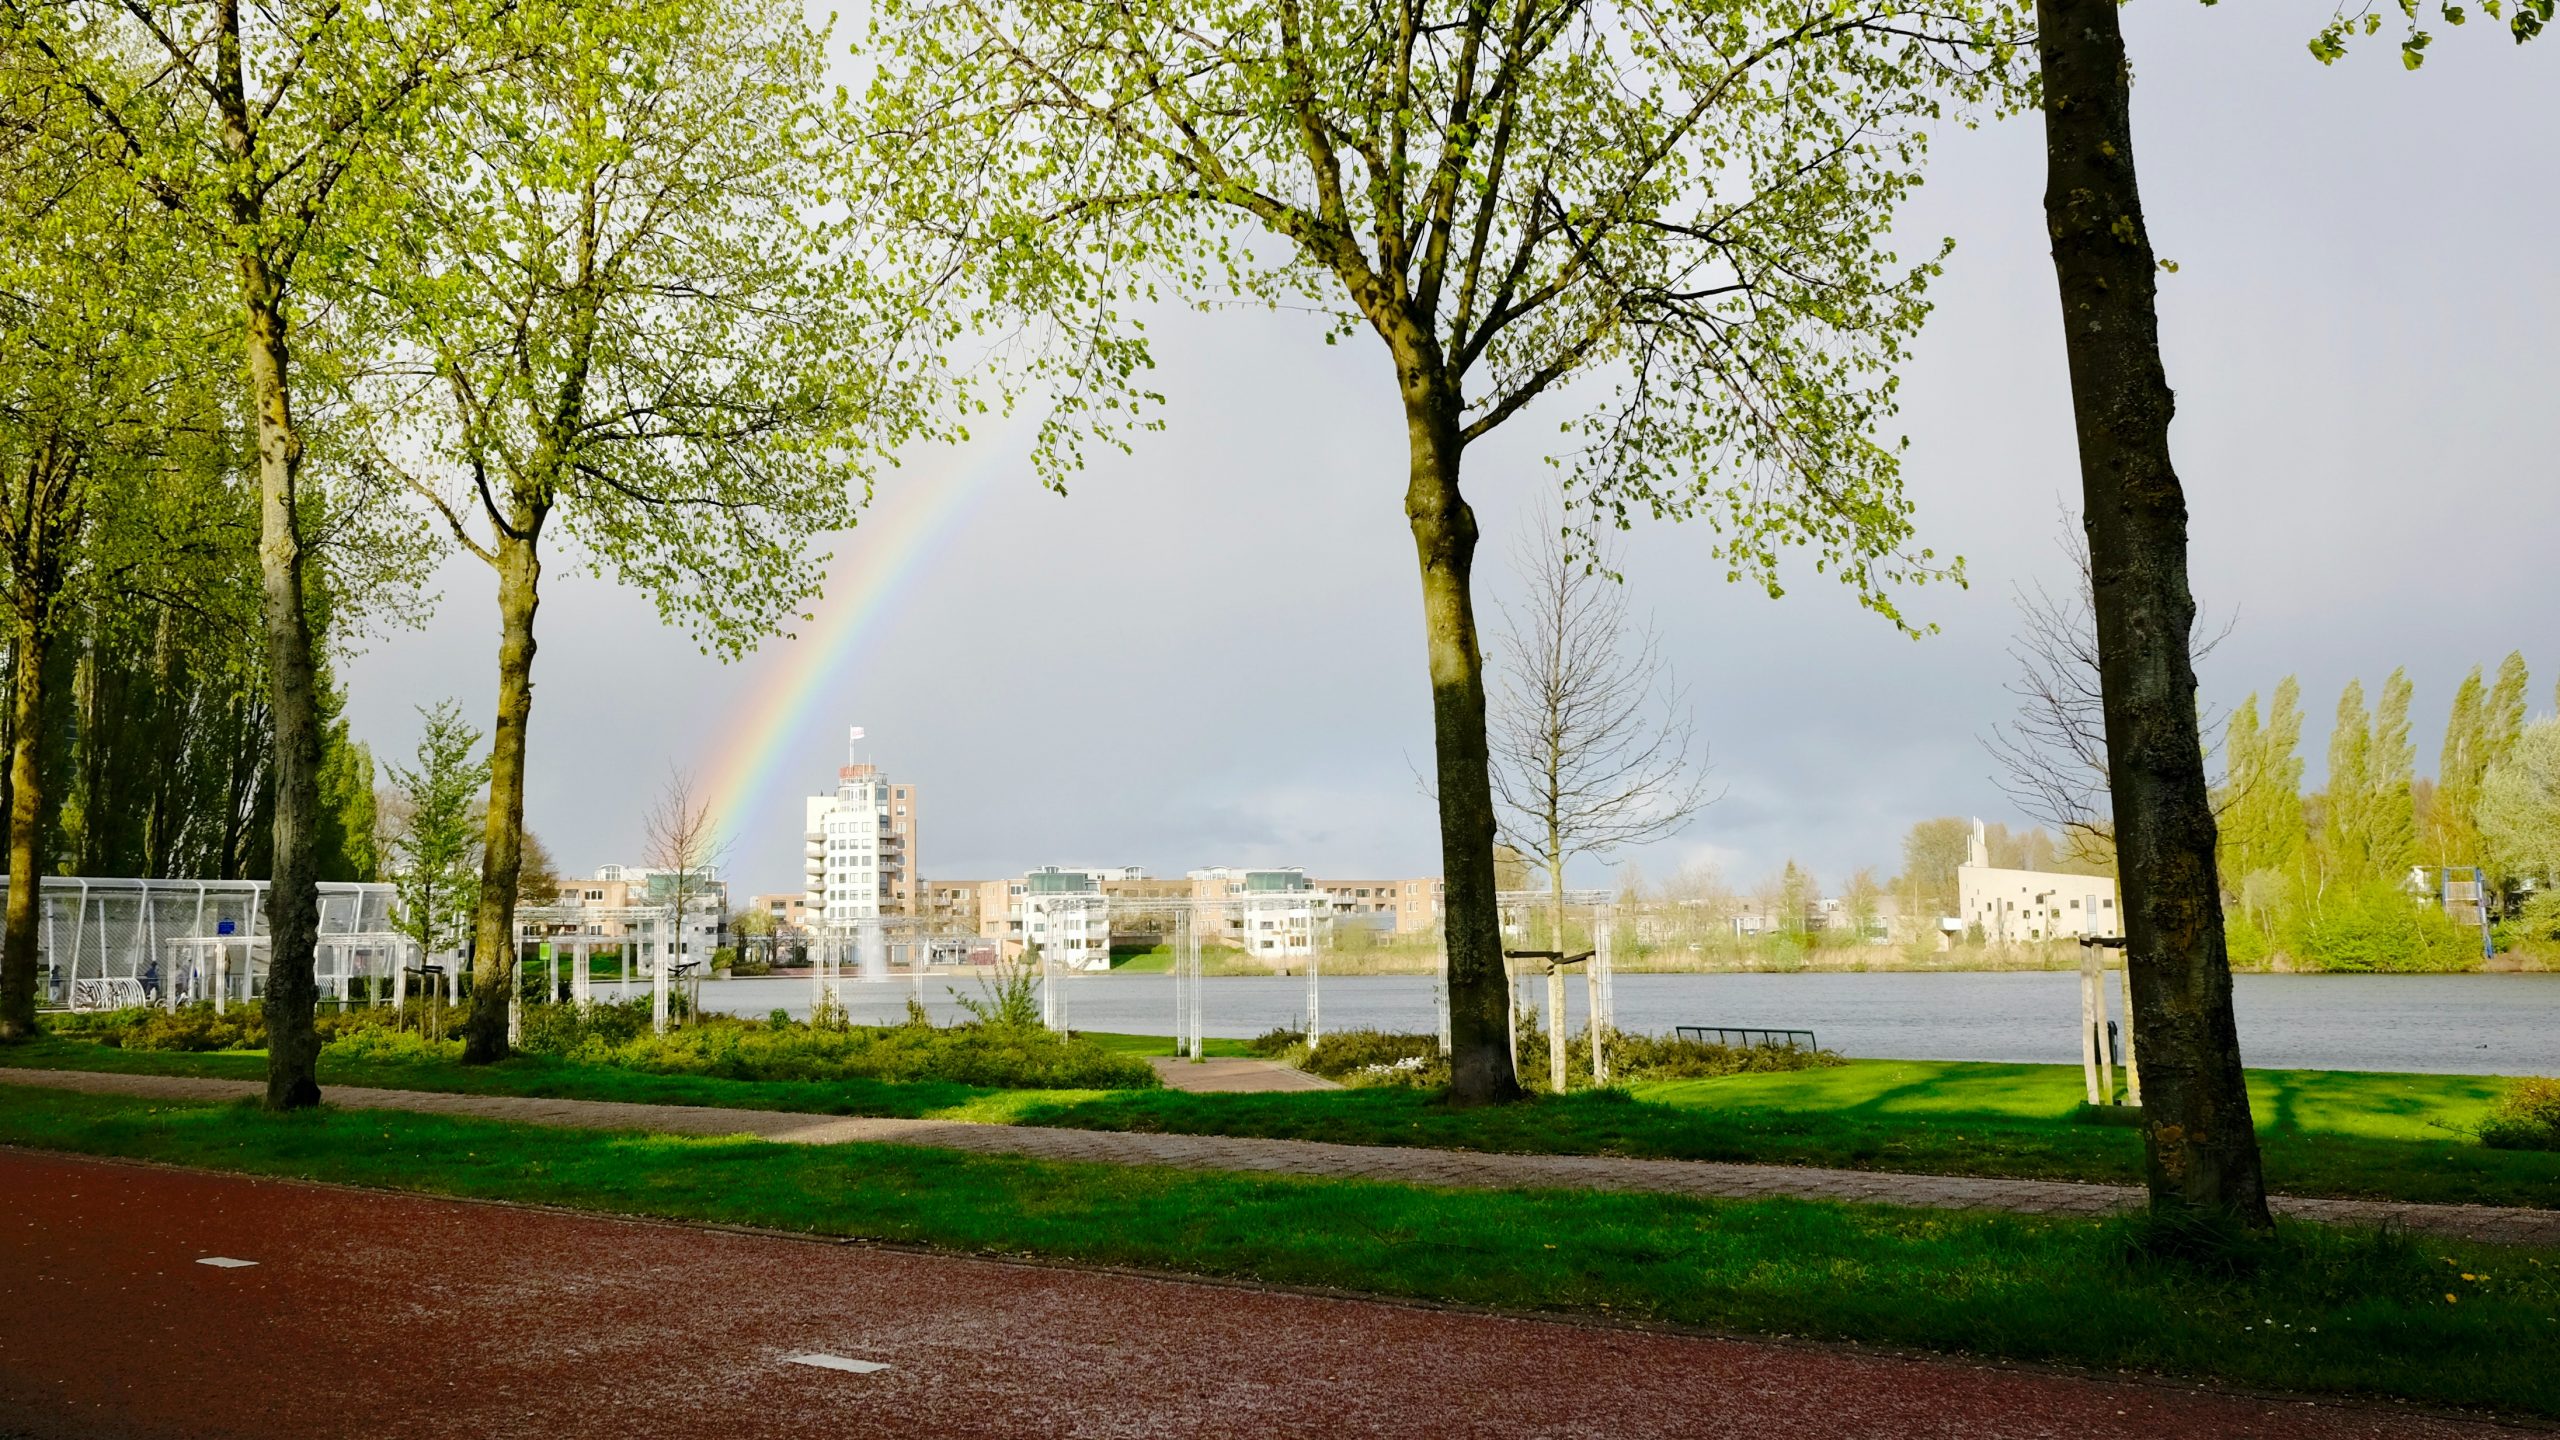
[0,65,191,1036]
[360,0,892,1063]
[2432,666,2488,866]
[2485,652,2530,765]
[2369,668,2417,877]
[2322,679,2373,878]
[856,0,2024,1103]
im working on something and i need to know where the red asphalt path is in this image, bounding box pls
[0,1150,2529,1440]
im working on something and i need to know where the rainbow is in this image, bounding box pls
[694,430,1021,870]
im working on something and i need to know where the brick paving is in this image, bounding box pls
[8,1066,2555,1247]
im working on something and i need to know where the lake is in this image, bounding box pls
[641,969,2560,1076]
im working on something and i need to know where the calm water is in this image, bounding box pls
[656,970,2560,1076]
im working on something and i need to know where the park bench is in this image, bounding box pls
[1674,1025,1817,1051]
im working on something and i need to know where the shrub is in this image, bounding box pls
[538,1014,1158,1091]
[2281,882,2482,973]
[2479,1077,2560,1151]
[1266,1017,1844,1091]
[54,1001,469,1051]
[325,1028,463,1065]
[517,996,656,1054]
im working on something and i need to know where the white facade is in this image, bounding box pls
[1957,818,2120,943]
[1018,867,1128,971]
[807,729,895,925]
[1189,867,1331,958]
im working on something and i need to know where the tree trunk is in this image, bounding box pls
[2036,0,2270,1226]
[242,265,325,1112]
[464,533,541,1063]
[1546,850,1567,1092]
[1,441,73,1040]
[1405,393,1521,1106]
[0,610,53,1039]
[141,606,180,878]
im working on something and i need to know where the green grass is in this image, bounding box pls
[1075,1030,1261,1059]
[2,1085,2555,1419]
[9,1037,2552,1209]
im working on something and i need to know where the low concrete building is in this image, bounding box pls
[1957,819,2119,944]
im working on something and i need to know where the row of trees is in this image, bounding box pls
[2216,656,2555,966]
[9,0,2538,1233]
[1,0,913,1100]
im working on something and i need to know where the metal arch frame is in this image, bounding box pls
[10,875,411,1014]
[802,912,1004,1024]
[512,899,726,1035]
[1493,888,1621,1082]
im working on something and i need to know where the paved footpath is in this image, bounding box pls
[0,1149,2530,1440]
[7,1068,2557,1246]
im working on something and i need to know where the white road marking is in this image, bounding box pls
[196,1257,257,1269]
[784,1353,890,1375]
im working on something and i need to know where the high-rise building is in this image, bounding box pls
[802,727,920,924]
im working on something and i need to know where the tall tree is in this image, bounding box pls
[2321,679,2373,878]
[1487,518,1710,1088]
[15,0,490,1108]
[362,0,888,1063]
[2218,676,2306,886]
[2035,0,2268,1224]
[2480,719,2560,884]
[0,61,178,1035]
[2431,666,2488,867]
[858,0,2019,1102]
[2369,667,2416,877]
[1897,817,1971,920]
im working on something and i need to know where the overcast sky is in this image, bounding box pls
[343,2,2559,902]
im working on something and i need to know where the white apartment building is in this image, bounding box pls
[548,864,725,962]
[1014,866,1136,971]
[1956,818,2120,944]
[804,727,919,925]
[1189,867,1332,958]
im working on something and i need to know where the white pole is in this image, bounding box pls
[1170,909,1186,1050]
[244,886,263,1004]
[1306,936,1321,1053]
[1039,920,1056,1032]
[652,910,671,1034]
[2078,948,2102,1106]
[1435,940,1451,1056]
[2118,961,2141,1106]
[1589,906,1612,1085]
[69,880,89,1008]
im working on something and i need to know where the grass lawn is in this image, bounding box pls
[1076,1030,1261,1059]
[0,1085,2554,1419]
[7,1036,2552,1209]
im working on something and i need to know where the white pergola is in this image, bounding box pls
[11,876,412,1013]
[803,913,1002,1024]
[512,899,726,1036]
[1495,888,1619,1083]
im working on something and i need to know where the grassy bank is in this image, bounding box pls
[7,1036,2551,1208]
[1,1086,2553,1419]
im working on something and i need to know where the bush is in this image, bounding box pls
[325,1028,463,1065]
[515,1005,1158,1091]
[2479,1077,2560,1151]
[2281,882,2483,973]
[50,1002,463,1052]
[1262,1018,1844,1091]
